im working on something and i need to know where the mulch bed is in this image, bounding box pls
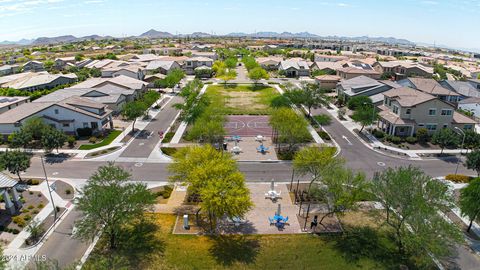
[53,180,74,201]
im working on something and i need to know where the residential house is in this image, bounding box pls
[70,75,148,98]
[314,54,348,62]
[440,80,480,99]
[279,59,310,77]
[184,50,218,61]
[54,57,76,70]
[458,97,480,117]
[398,78,461,103]
[191,45,212,52]
[337,66,381,80]
[256,57,283,70]
[101,62,145,80]
[467,79,480,90]
[373,61,433,80]
[0,97,113,136]
[0,72,78,91]
[310,61,346,74]
[470,70,480,79]
[34,85,134,113]
[128,54,163,63]
[184,57,214,75]
[0,96,30,114]
[145,60,182,75]
[0,65,20,76]
[144,74,166,88]
[315,75,341,90]
[378,87,475,137]
[22,61,44,72]
[336,75,401,105]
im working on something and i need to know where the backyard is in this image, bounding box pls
[84,213,411,270]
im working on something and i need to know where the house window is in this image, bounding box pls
[388,100,392,106]
[428,109,436,116]
[406,108,411,115]
[54,109,59,114]
[393,105,399,114]
[62,123,70,127]
[384,98,388,105]
[441,109,453,116]
[443,124,448,128]
[83,122,89,128]
[464,124,473,130]
[426,124,437,131]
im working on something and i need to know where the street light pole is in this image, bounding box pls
[453,127,466,176]
[41,155,57,223]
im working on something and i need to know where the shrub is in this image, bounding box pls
[347,96,372,110]
[337,108,346,120]
[162,186,173,199]
[416,128,429,143]
[12,216,26,227]
[88,136,98,144]
[405,136,417,144]
[11,228,20,234]
[32,209,39,214]
[372,129,385,139]
[318,131,331,141]
[390,136,402,144]
[23,214,31,221]
[27,179,40,185]
[37,203,44,209]
[28,205,34,210]
[76,127,93,137]
[314,114,332,126]
[445,174,472,183]
[65,189,72,195]
[67,136,76,147]
[161,147,178,156]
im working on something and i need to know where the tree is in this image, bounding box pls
[155,69,185,88]
[372,166,462,259]
[269,108,311,153]
[90,68,101,78]
[224,57,237,69]
[74,163,155,250]
[347,96,373,110]
[248,67,269,86]
[270,95,292,108]
[312,166,367,227]
[174,80,208,124]
[121,101,147,133]
[351,105,378,132]
[74,53,84,61]
[187,114,225,144]
[0,150,31,182]
[431,128,459,154]
[463,130,480,150]
[168,145,253,231]
[284,83,330,116]
[22,117,48,140]
[8,129,32,149]
[41,127,67,153]
[466,150,480,177]
[218,69,237,86]
[460,178,480,232]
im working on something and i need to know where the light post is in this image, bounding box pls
[453,127,466,176]
[41,155,57,223]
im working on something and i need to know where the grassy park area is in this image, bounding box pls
[84,213,406,270]
[205,84,280,115]
[79,130,122,150]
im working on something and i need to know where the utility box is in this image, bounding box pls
[183,214,190,230]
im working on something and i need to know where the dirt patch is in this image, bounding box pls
[221,90,268,111]
[53,180,74,201]
[0,190,48,234]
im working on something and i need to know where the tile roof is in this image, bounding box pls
[452,111,477,124]
[383,87,436,107]
[407,78,460,96]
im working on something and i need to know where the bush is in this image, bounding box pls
[67,136,76,147]
[88,136,98,144]
[162,186,173,199]
[24,214,31,221]
[445,174,472,183]
[347,96,373,110]
[314,114,332,126]
[32,209,39,214]
[11,228,20,234]
[76,127,93,137]
[28,205,34,210]
[161,147,178,156]
[27,179,40,185]
[372,129,385,139]
[318,131,331,141]
[338,108,346,120]
[65,189,72,195]
[405,136,417,144]
[390,136,402,144]
[12,216,26,227]
[37,203,44,209]
[416,128,429,143]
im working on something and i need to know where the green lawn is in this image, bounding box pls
[79,130,122,150]
[84,214,404,270]
[206,84,280,115]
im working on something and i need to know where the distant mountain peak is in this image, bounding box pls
[139,29,174,38]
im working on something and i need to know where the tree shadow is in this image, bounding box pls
[331,226,400,269]
[116,216,166,266]
[45,153,71,164]
[208,235,260,266]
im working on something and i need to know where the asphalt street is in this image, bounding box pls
[120,95,183,158]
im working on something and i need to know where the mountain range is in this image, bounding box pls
[0,29,417,46]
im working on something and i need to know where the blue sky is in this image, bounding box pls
[1,0,479,50]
